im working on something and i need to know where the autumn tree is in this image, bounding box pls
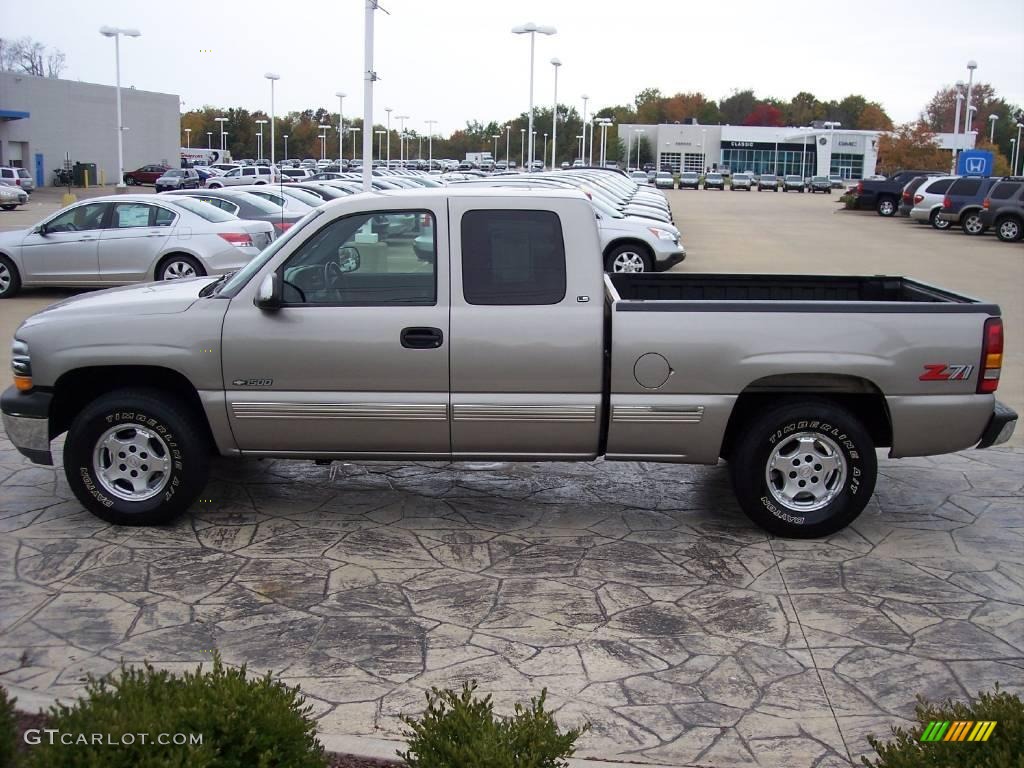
[719,89,757,125]
[857,103,893,131]
[923,82,1022,165]
[875,122,949,176]
[742,103,784,127]
[634,88,664,124]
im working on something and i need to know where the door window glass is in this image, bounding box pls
[46,203,109,232]
[280,210,436,306]
[461,210,565,305]
[153,206,176,226]
[112,203,154,228]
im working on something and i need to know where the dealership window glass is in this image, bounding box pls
[461,210,565,306]
[46,202,109,232]
[280,210,436,306]
[829,153,864,179]
[659,152,681,173]
[682,153,704,173]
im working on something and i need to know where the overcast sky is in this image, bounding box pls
[3,0,1022,135]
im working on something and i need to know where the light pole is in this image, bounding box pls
[384,107,392,166]
[348,127,359,162]
[265,72,279,167]
[964,60,978,137]
[774,133,780,174]
[376,129,386,163]
[215,116,228,153]
[255,119,267,160]
[823,121,841,176]
[336,91,346,163]
[634,129,643,169]
[283,134,289,161]
[520,128,526,168]
[952,90,965,173]
[543,133,548,169]
[550,58,561,169]
[589,118,598,166]
[318,124,330,160]
[184,128,191,148]
[492,133,500,165]
[988,114,998,143]
[1011,138,1017,175]
[581,94,589,164]
[206,131,212,149]
[396,114,409,164]
[99,26,141,189]
[576,134,585,163]
[801,127,807,178]
[1016,122,1024,175]
[505,124,511,167]
[531,131,537,168]
[426,120,437,169]
[512,23,556,182]
[701,129,706,173]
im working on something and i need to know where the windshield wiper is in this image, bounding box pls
[200,271,236,297]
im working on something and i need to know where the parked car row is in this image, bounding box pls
[660,171,836,193]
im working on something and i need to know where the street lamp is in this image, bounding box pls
[348,127,360,162]
[206,131,212,149]
[492,133,500,165]
[255,119,267,160]
[184,128,191,148]
[823,121,841,176]
[964,60,978,137]
[283,134,289,161]
[988,114,998,143]
[335,91,347,164]
[375,129,386,163]
[550,58,561,169]
[99,25,141,189]
[215,116,228,153]
[1015,122,1024,175]
[265,72,280,167]
[633,129,643,169]
[384,107,392,166]
[581,94,589,165]
[952,89,965,173]
[318,124,330,160]
[512,22,556,181]
[543,133,548,169]
[396,114,409,164]
[426,120,437,169]
[505,124,511,167]
[520,127,526,169]
[1011,138,1017,176]
[701,128,706,173]
[596,118,612,166]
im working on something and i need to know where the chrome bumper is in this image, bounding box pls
[1,386,53,465]
[977,401,1018,449]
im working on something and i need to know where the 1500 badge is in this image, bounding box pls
[919,364,974,381]
[232,378,273,387]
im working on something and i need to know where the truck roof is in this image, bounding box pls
[336,186,591,203]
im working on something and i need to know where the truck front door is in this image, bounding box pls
[221,205,450,458]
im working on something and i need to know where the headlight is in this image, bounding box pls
[12,339,31,391]
[648,227,677,241]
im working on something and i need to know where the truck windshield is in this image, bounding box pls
[216,209,323,298]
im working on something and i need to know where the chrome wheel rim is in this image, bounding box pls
[162,260,196,280]
[765,432,847,513]
[0,263,10,293]
[93,425,172,502]
[612,252,647,272]
[999,220,1019,240]
[879,201,894,215]
[965,216,984,234]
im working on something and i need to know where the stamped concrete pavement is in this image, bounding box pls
[1,431,1021,767]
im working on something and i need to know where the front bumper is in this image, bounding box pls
[977,401,1018,449]
[654,248,686,271]
[1,386,53,465]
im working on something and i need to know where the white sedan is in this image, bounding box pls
[0,195,273,299]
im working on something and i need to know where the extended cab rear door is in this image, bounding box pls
[447,195,605,459]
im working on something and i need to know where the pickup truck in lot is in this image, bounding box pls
[848,170,943,216]
[2,188,1016,538]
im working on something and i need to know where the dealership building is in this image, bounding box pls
[0,71,180,187]
[618,122,974,179]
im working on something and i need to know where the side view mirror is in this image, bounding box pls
[34,224,48,236]
[254,271,283,310]
[337,246,361,273]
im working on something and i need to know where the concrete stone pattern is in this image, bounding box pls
[0,433,1022,767]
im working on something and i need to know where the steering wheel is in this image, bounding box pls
[324,259,343,290]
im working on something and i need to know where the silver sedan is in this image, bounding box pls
[0,195,274,298]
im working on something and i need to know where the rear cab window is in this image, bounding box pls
[170,196,238,222]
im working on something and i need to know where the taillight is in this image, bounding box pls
[943,196,951,209]
[977,317,1003,394]
[914,194,924,204]
[218,232,254,247]
[857,181,863,194]
[982,198,990,209]
[902,191,911,202]
[273,222,293,232]
[15,178,21,186]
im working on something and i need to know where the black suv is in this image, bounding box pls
[936,176,1005,236]
[979,178,1024,243]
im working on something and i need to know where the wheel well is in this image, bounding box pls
[603,239,654,261]
[49,366,217,452]
[994,212,1022,224]
[719,374,892,459]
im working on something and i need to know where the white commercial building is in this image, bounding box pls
[619,122,975,180]
[0,71,180,187]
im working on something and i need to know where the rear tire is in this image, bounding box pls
[63,389,209,526]
[125,176,136,186]
[0,255,21,299]
[730,399,877,538]
[156,254,205,281]
[961,212,986,236]
[996,216,1023,242]
[930,210,951,230]
[877,197,897,217]
[1,204,15,211]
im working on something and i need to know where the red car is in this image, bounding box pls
[123,164,170,186]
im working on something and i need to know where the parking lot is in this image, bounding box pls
[1,185,1022,767]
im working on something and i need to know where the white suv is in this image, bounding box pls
[206,165,279,188]
[0,166,34,194]
[909,176,959,230]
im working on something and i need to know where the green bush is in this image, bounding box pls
[24,656,326,768]
[1,686,17,768]
[862,686,1023,768]
[399,682,588,768]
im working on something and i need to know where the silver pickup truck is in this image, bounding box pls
[2,188,1016,538]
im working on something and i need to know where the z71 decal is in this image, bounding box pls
[920,364,974,382]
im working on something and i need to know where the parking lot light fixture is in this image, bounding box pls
[1015,122,1024,174]
[215,116,228,153]
[426,120,437,169]
[1011,138,1017,175]
[581,94,589,164]
[283,134,289,160]
[265,73,280,167]
[384,107,392,166]
[99,26,141,189]
[492,133,500,165]
[348,127,359,161]
[206,131,212,149]
[512,22,556,182]
[505,124,511,167]
[520,128,526,169]
[543,133,548,169]
[336,92,347,166]
[634,129,643,169]
[184,128,191,148]
[396,115,409,164]
[550,58,561,169]
[318,124,331,161]
[964,60,978,137]
[375,129,386,163]
[823,121,841,175]
[988,113,998,143]
[255,119,267,160]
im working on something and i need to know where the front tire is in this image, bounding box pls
[0,255,21,298]
[63,389,209,526]
[605,245,653,273]
[730,399,877,538]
